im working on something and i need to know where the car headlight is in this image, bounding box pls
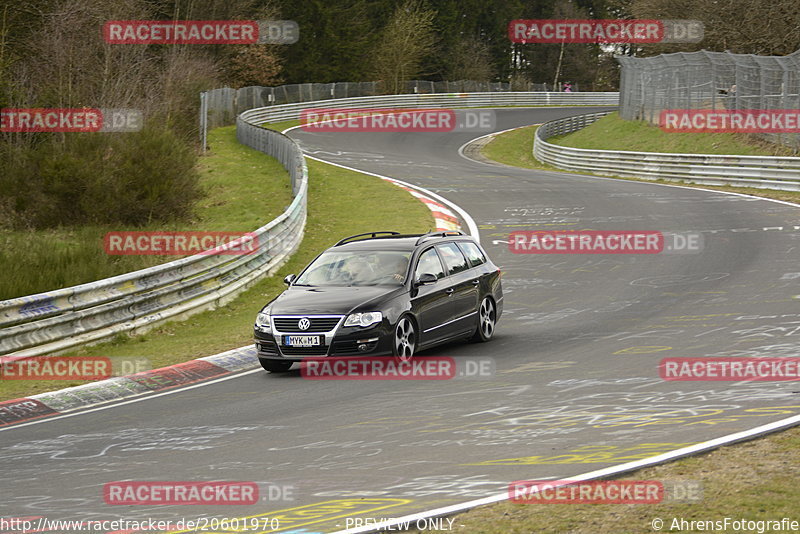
[255,309,271,329]
[344,312,383,327]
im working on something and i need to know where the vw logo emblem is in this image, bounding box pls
[298,317,311,331]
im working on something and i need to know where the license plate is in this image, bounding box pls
[284,335,322,347]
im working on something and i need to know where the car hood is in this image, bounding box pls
[268,285,403,316]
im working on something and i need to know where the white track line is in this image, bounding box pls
[0,367,262,433]
[332,412,800,534]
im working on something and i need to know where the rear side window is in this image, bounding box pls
[415,248,445,280]
[436,242,469,275]
[457,241,486,268]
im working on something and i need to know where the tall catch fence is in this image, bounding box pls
[617,49,800,150]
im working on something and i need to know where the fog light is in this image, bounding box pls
[358,344,368,352]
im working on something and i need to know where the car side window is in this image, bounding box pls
[414,248,445,280]
[457,241,486,268]
[436,242,469,275]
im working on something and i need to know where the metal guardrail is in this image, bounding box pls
[234,92,620,124]
[201,81,578,129]
[0,115,308,360]
[534,112,800,192]
[1,92,618,360]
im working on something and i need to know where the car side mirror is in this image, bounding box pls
[415,273,437,286]
[283,274,296,285]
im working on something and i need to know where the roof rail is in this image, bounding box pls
[414,230,465,246]
[334,231,401,246]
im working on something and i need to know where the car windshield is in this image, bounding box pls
[294,250,411,287]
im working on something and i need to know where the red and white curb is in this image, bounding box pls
[381,178,461,231]
[295,153,478,239]
[0,347,259,429]
[282,123,478,238]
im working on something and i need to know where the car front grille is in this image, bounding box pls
[280,345,329,356]
[273,316,342,333]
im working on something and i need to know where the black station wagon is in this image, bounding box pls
[254,231,503,372]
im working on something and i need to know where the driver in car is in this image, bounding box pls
[378,255,409,283]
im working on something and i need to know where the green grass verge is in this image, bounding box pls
[264,120,300,132]
[481,124,800,205]
[0,126,291,300]
[550,112,794,156]
[479,125,555,172]
[412,426,800,533]
[0,127,434,402]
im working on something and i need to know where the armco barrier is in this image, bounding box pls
[231,92,619,125]
[0,119,308,360]
[1,92,618,360]
[534,112,800,191]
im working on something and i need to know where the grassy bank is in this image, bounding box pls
[479,125,554,171]
[481,122,800,205]
[550,112,793,156]
[0,126,292,300]
[0,128,433,401]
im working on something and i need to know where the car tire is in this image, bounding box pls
[260,359,293,373]
[471,296,496,342]
[393,315,417,362]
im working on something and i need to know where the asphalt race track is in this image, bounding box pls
[3,107,800,533]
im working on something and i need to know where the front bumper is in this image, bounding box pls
[254,319,395,362]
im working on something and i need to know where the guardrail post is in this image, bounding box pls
[200,91,208,153]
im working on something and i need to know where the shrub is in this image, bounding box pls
[0,124,203,229]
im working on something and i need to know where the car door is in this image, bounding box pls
[409,247,456,345]
[436,242,480,336]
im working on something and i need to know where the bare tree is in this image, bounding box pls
[7,0,221,141]
[447,35,494,82]
[370,0,436,94]
[629,0,800,55]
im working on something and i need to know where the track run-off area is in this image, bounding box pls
[2,107,800,533]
